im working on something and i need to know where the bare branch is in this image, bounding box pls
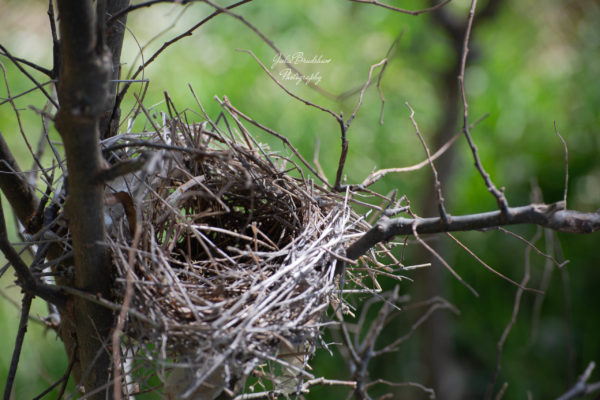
[447,232,542,294]
[31,346,77,400]
[218,95,332,188]
[413,223,479,297]
[556,362,600,400]
[237,49,341,122]
[0,48,53,77]
[406,102,449,223]
[554,121,569,208]
[359,113,489,187]
[0,198,66,307]
[347,0,452,16]
[497,227,567,268]
[457,0,509,215]
[112,217,142,400]
[346,202,600,264]
[3,294,33,400]
[0,45,58,108]
[364,379,435,399]
[115,0,252,101]
[107,0,196,27]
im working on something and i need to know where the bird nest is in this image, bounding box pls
[102,116,368,398]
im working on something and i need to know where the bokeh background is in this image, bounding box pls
[1,0,599,398]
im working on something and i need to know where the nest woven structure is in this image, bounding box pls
[101,114,369,398]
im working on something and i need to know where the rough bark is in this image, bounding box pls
[54,1,114,396]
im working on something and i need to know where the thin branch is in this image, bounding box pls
[359,113,489,187]
[530,229,555,341]
[1,61,54,185]
[345,59,388,131]
[31,346,76,400]
[3,294,33,400]
[115,0,252,101]
[457,0,509,215]
[373,297,459,356]
[554,121,569,208]
[347,0,452,16]
[107,0,198,27]
[333,59,388,191]
[0,80,56,107]
[334,121,349,191]
[218,95,333,188]
[112,218,142,400]
[406,102,449,223]
[446,232,541,294]
[364,379,435,399]
[494,382,508,400]
[556,362,600,400]
[496,227,567,268]
[0,199,66,307]
[0,49,53,77]
[0,45,58,108]
[413,223,479,297]
[237,49,341,121]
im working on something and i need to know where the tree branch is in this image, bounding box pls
[557,362,600,400]
[0,133,39,232]
[347,0,452,15]
[3,294,33,400]
[0,199,66,307]
[346,202,600,261]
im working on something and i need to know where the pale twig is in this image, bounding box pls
[112,219,142,400]
[364,379,435,399]
[446,232,542,294]
[494,382,508,400]
[556,362,600,400]
[217,95,332,188]
[373,297,458,356]
[347,0,452,16]
[359,113,489,187]
[414,220,479,296]
[496,227,568,268]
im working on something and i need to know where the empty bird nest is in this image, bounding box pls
[99,108,377,398]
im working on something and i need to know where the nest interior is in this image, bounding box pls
[104,118,364,397]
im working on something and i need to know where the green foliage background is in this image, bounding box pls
[1,0,599,398]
